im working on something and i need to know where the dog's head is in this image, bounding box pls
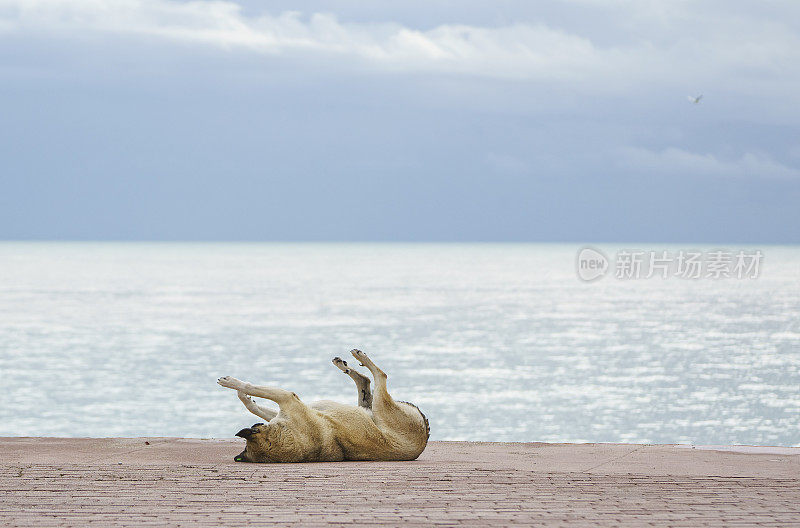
[233,422,276,463]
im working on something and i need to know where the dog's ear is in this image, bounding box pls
[235,427,253,438]
[236,423,269,438]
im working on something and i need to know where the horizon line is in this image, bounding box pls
[1,239,797,247]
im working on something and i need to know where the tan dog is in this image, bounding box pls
[217,349,429,462]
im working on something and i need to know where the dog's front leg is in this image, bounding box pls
[218,376,306,414]
[237,391,278,421]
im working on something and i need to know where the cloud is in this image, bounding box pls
[1,0,799,92]
[619,147,800,180]
[0,0,610,80]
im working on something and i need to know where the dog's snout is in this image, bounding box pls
[234,449,251,463]
[235,427,253,438]
[251,423,264,428]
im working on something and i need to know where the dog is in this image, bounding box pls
[217,349,430,462]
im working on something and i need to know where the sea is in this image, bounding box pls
[0,242,798,446]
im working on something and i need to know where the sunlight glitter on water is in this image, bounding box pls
[0,242,798,445]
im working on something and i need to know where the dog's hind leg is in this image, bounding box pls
[349,349,398,415]
[332,357,372,409]
[237,391,278,421]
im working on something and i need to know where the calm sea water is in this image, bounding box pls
[0,242,798,446]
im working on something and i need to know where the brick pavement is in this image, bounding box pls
[1,439,798,527]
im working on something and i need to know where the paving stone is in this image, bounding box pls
[0,439,798,526]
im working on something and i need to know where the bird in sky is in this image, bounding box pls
[687,94,703,104]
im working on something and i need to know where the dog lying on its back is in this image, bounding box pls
[217,349,429,463]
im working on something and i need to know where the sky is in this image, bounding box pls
[1,0,799,242]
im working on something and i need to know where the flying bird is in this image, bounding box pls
[687,94,703,104]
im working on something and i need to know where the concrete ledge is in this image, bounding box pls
[2,439,799,526]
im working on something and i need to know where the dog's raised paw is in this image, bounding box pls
[217,376,241,389]
[332,357,351,373]
[350,349,368,366]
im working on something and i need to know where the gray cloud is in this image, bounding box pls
[1,0,799,94]
[620,147,800,180]
[1,0,799,242]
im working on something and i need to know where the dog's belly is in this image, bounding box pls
[308,401,425,461]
